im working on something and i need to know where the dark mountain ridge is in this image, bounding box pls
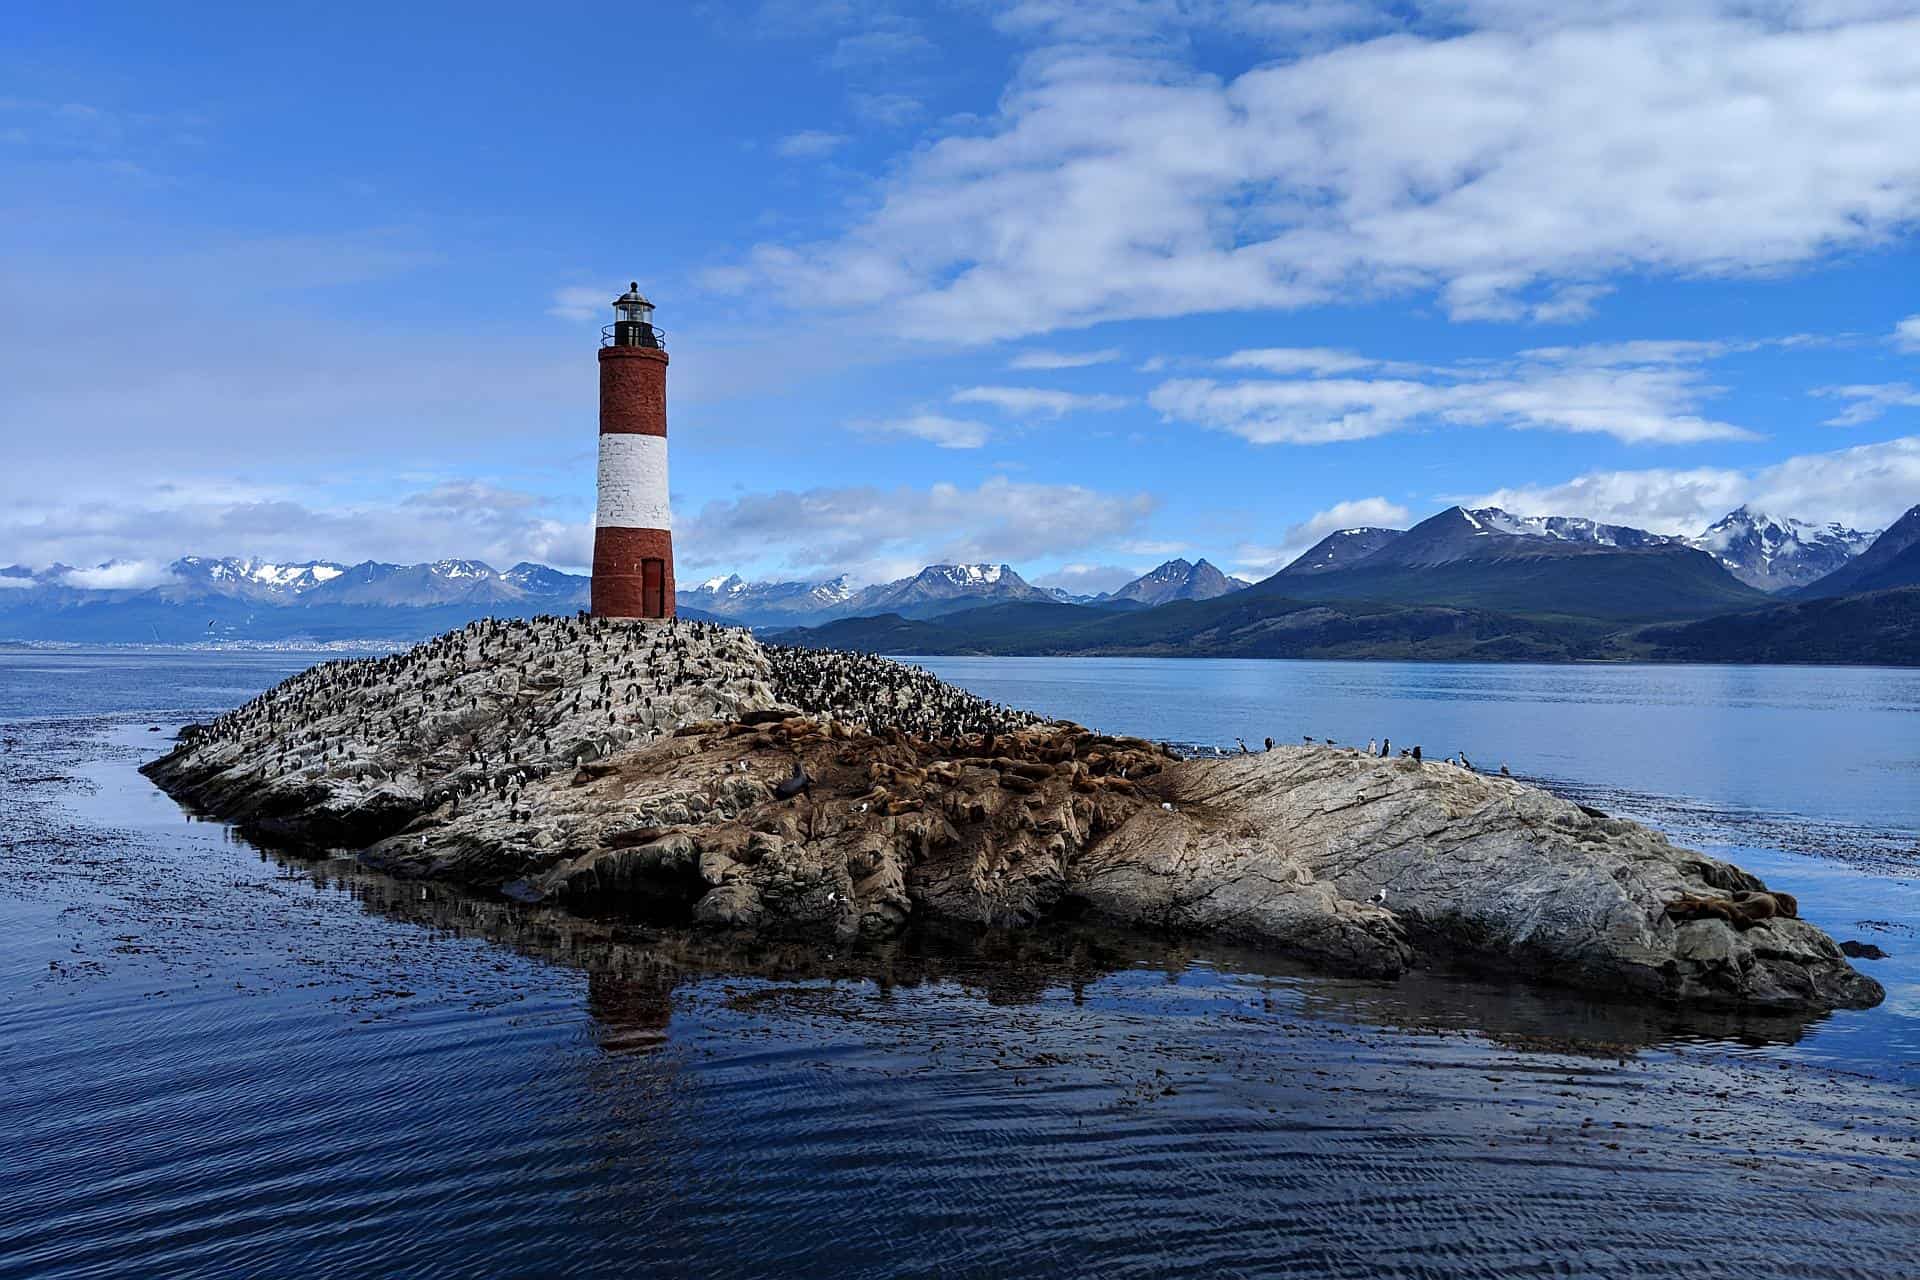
[1794,504,1920,599]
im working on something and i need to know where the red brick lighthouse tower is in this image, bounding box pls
[591,282,675,618]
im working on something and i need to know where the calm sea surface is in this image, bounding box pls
[2,649,1917,1279]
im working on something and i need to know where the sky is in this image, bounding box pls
[4,0,1920,596]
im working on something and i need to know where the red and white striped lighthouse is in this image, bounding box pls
[591,282,675,619]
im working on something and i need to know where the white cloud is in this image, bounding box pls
[547,285,605,322]
[859,413,995,448]
[1815,383,1920,426]
[723,7,1920,339]
[851,92,924,126]
[775,130,849,158]
[58,561,181,591]
[1153,340,1757,446]
[1234,496,1411,574]
[951,385,1130,416]
[1895,314,1920,352]
[1008,347,1124,369]
[827,29,934,69]
[1034,562,1141,595]
[0,575,36,589]
[1219,347,1382,375]
[677,475,1158,582]
[1,478,595,575]
[1116,538,1191,557]
[1465,435,1920,535]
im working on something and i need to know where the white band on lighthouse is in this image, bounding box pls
[595,433,672,530]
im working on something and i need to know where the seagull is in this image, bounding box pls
[1371,888,1388,906]
[1366,738,1377,755]
[1160,801,1176,811]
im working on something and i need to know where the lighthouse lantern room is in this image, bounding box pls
[591,282,675,619]
[607,281,661,349]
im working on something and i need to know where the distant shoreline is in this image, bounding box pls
[5,637,1917,672]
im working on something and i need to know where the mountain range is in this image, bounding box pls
[765,503,1920,666]
[0,556,591,643]
[2,503,1914,660]
[679,558,1249,627]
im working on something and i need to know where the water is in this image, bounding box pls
[2,650,1917,1279]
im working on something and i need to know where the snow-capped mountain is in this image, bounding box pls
[1275,527,1405,577]
[678,573,857,624]
[1688,507,1881,593]
[1344,507,1679,569]
[171,557,349,599]
[846,563,1058,618]
[1794,503,1920,598]
[1104,558,1248,606]
[677,563,1066,626]
[0,555,592,643]
[1463,508,1682,550]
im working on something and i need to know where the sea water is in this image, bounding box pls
[2,649,1915,1279]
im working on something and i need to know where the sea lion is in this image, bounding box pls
[1666,889,1799,929]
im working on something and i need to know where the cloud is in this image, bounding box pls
[1896,314,1920,352]
[1151,339,1759,445]
[57,561,181,590]
[547,285,605,321]
[774,130,849,159]
[1,478,594,575]
[677,475,1158,582]
[850,91,924,126]
[1008,347,1124,369]
[723,7,1920,339]
[1034,562,1141,595]
[1233,495,1411,574]
[859,412,995,448]
[827,29,934,70]
[1465,435,1920,535]
[950,385,1130,416]
[1219,347,1383,375]
[1814,383,1920,427]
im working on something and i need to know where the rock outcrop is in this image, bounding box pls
[142,614,1883,1013]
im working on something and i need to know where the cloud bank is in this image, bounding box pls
[722,5,1920,339]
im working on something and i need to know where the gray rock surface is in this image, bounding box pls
[142,614,1883,1012]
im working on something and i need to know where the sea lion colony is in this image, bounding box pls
[144,614,1884,1012]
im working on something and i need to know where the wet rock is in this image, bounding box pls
[140,614,1883,1013]
[1839,940,1889,960]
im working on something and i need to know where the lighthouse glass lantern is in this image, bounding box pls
[609,282,660,349]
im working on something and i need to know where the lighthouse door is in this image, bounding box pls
[641,558,665,617]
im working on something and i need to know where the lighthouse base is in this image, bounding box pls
[591,526,676,619]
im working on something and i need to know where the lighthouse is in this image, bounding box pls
[591,282,675,619]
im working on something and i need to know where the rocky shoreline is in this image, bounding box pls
[141,614,1883,1012]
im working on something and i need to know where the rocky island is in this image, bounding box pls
[142,615,1883,1013]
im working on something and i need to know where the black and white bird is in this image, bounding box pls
[1370,888,1389,906]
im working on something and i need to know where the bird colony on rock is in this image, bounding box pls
[143,614,1884,1013]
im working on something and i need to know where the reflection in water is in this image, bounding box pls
[317,848,1833,1059]
[3,653,1918,1279]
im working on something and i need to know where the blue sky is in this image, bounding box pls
[4,0,1919,593]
